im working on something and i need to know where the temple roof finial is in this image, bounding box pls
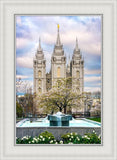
[57,24,60,30]
[38,37,42,51]
[75,37,78,51]
[56,24,61,46]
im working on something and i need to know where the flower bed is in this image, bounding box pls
[16,131,101,144]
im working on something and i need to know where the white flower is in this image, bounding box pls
[93,130,96,133]
[32,140,34,143]
[68,142,73,144]
[71,136,73,139]
[77,137,80,141]
[70,133,73,135]
[98,134,101,139]
[55,142,58,144]
[67,135,70,137]
[40,135,43,138]
[29,141,31,144]
[60,140,63,144]
[50,140,53,144]
[42,138,45,141]
[69,138,71,141]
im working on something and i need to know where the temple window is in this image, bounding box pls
[57,67,61,77]
[76,71,80,78]
[38,80,41,85]
[38,70,42,78]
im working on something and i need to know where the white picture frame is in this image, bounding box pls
[0,0,117,160]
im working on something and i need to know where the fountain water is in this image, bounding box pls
[48,112,72,126]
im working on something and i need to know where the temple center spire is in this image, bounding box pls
[56,24,61,46]
[75,37,78,51]
[38,37,42,51]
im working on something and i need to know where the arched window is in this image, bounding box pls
[38,80,41,86]
[57,67,61,77]
[76,71,80,78]
[38,71,42,78]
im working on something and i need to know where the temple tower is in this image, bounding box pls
[33,38,46,94]
[51,24,66,87]
[71,38,84,94]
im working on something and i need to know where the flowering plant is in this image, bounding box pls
[16,131,57,144]
[16,130,101,144]
[61,131,101,144]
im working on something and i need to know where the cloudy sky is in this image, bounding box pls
[16,15,101,94]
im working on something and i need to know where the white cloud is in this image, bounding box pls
[84,69,101,75]
[16,75,29,79]
[84,87,101,92]
[84,76,101,82]
[16,38,31,49]
[16,16,101,55]
[17,56,33,68]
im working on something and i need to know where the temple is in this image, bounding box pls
[33,25,84,97]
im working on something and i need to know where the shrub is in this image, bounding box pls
[61,132,82,144]
[38,131,56,144]
[16,135,33,144]
[61,131,101,144]
[16,131,57,144]
[16,131,101,144]
[82,131,101,144]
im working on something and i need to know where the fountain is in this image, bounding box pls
[16,113,101,138]
[48,112,72,126]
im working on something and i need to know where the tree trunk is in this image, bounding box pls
[64,107,67,114]
[59,107,62,112]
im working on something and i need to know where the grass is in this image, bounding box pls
[87,117,101,122]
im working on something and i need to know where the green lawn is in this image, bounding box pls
[87,117,101,122]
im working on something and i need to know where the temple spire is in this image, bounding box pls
[75,37,78,51]
[56,24,61,46]
[38,37,42,51]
